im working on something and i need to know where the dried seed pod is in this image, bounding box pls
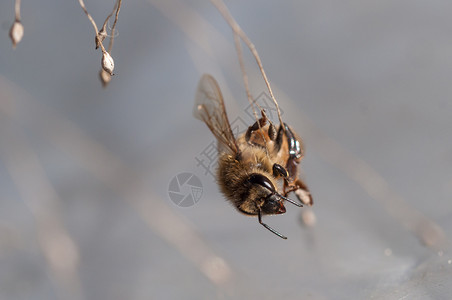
[101,51,114,75]
[99,68,112,88]
[9,20,24,49]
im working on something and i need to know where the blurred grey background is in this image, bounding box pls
[0,0,451,299]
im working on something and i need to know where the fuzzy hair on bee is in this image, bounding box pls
[194,74,312,239]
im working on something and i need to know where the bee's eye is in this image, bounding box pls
[248,173,275,192]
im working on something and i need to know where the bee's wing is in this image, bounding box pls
[194,74,239,154]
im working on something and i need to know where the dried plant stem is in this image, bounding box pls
[78,0,99,35]
[101,1,118,35]
[98,0,122,53]
[14,0,21,21]
[210,0,284,126]
[234,33,269,151]
[108,0,122,53]
[96,2,117,50]
[233,34,259,120]
[78,0,108,54]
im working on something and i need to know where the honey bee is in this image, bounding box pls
[194,74,312,239]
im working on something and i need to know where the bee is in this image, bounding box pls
[194,74,312,239]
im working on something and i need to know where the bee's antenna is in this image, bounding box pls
[278,193,303,207]
[258,210,287,239]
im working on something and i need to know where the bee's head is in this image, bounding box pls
[248,173,303,215]
[248,173,285,214]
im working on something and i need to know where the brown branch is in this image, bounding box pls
[14,0,21,21]
[233,33,269,152]
[78,0,99,35]
[233,34,257,120]
[101,1,117,36]
[77,0,109,54]
[108,0,122,53]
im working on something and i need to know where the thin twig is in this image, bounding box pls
[210,0,284,126]
[233,34,259,120]
[78,0,108,54]
[96,1,117,50]
[233,33,268,152]
[14,0,21,21]
[78,0,99,35]
[98,0,121,53]
[101,1,118,35]
[108,0,122,53]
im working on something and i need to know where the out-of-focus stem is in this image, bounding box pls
[108,0,122,53]
[78,0,99,34]
[15,0,21,21]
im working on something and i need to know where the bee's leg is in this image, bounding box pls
[272,163,288,178]
[293,179,313,206]
[282,181,292,197]
[268,122,277,141]
[283,184,297,196]
[273,124,285,153]
[245,115,267,142]
[258,210,287,239]
[282,179,312,206]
